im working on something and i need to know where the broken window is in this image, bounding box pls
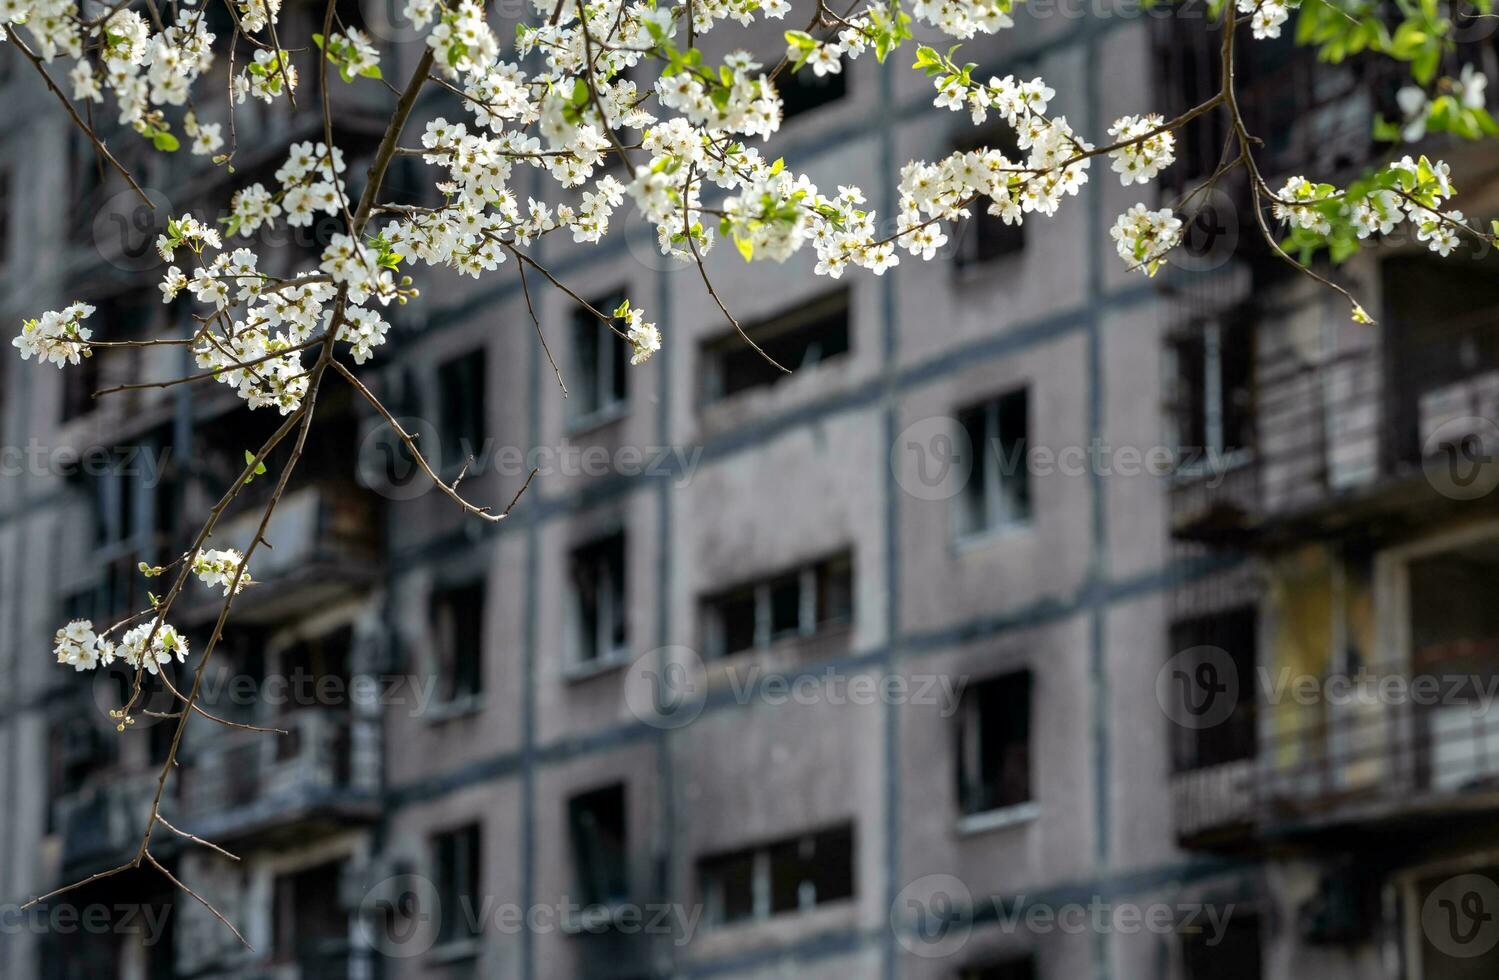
[431,580,485,703]
[702,290,850,401]
[956,388,1031,537]
[571,532,627,663]
[572,289,628,422]
[702,553,853,658]
[436,348,487,470]
[569,783,629,906]
[698,824,855,926]
[1169,316,1253,468]
[1169,607,1256,772]
[956,671,1032,815]
[433,824,483,945]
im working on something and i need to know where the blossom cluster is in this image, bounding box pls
[52,619,189,676]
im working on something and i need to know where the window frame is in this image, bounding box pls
[569,288,630,430]
[955,670,1035,824]
[702,553,853,660]
[954,387,1032,542]
[568,531,629,668]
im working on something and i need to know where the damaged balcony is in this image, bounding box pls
[176,399,381,625]
[178,708,380,846]
[1170,255,1499,545]
[1259,533,1499,841]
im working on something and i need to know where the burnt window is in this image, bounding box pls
[702,553,852,658]
[698,824,854,926]
[572,289,628,422]
[1184,911,1261,980]
[702,289,850,402]
[433,824,483,945]
[956,388,1030,537]
[569,783,629,907]
[953,129,1025,267]
[779,63,846,120]
[570,532,627,663]
[436,348,486,470]
[430,580,485,703]
[1170,317,1253,467]
[962,958,1037,980]
[1169,607,1257,772]
[0,169,10,265]
[956,671,1032,815]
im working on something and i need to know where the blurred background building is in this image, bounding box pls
[4,2,1499,978]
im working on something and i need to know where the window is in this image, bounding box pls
[698,824,854,926]
[433,824,483,946]
[702,289,850,401]
[962,958,1037,980]
[570,532,627,664]
[1169,316,1252,471]
[569,784,629,907]
[572,289,628,422]
[437,348,486,470]
[272,860,349,969]
[956,671,1032,815]
[430,580,484,704]
[953,130,1024,267]
[956,388,1031,537]
[702,553,853,659]
[1183,911,1260,980]
[1169,607,1256,772]
[779,63,846,120]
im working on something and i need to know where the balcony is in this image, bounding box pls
[188,480,380,625]
[1171,760,1256,848]
[51,771,161,875]
[1170,306,1499,545]
[1257,663,1499,841]
[180,709,380,845]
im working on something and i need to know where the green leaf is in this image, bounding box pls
[152,131,180,152]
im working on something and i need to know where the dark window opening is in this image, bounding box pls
[1170,607,1257,772]
[431,580,485,702]
[957,671,1032,815]
[702,290,850,401]
[957,388,1031,536]
[433,824,483,945]
[572,289,628,421]
[698,824,854,926]
[1170,316,1253,465]
[437,349,487,470]
[779,64,846,120]
[953,129,1025,266]
[569,783,629,906]
[1183,911,1261,980]
[272,860,350,971]
[702,553,853,659]
[571,532,627,663]
[962,958,1038,980]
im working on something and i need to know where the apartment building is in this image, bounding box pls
[3,2,1499,979]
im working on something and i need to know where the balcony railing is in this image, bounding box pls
[1171,311,1499,542]
[51,771,161,874]
[1257,661,1499,834]
[181,709,379,843]
[190,481,380,623]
